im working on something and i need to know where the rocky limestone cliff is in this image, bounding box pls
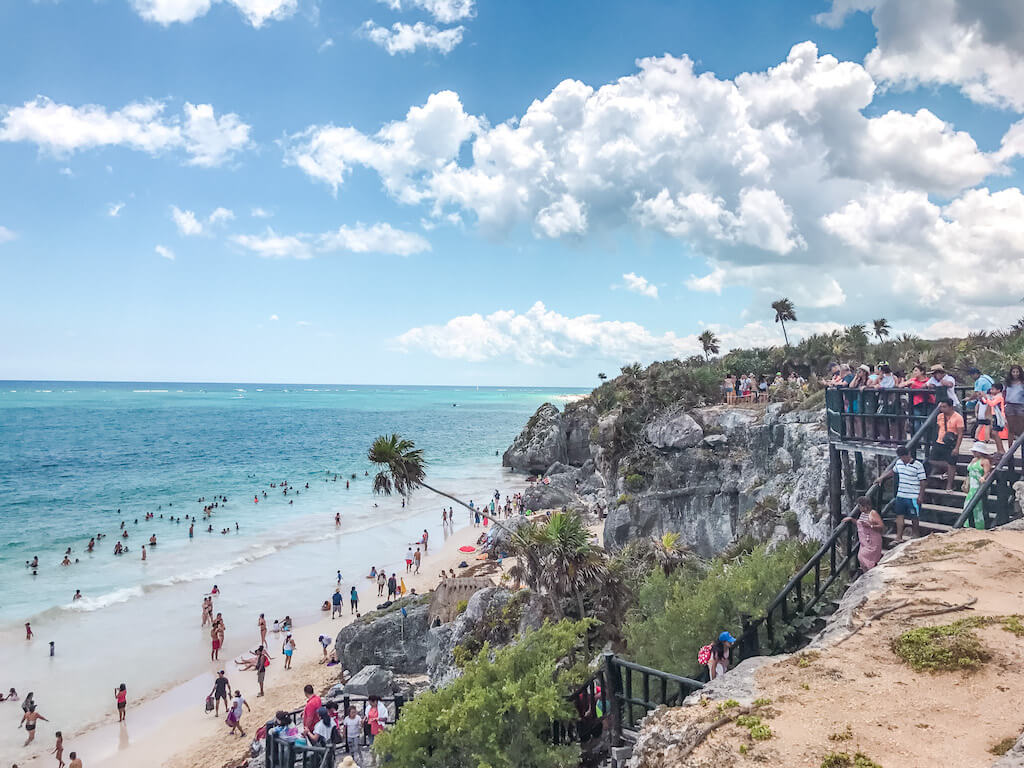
[502,402,598,474]
[504,400,830,556]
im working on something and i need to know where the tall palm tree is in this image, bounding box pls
[697,330,720,361]
[844,324,870,359]
[871,318,891,342]
[771,298,797,347]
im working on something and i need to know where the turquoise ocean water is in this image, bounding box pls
[0,382,583,759]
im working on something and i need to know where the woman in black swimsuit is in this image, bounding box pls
[20,704,48,746]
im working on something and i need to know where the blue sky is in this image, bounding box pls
[1,0,1023,386]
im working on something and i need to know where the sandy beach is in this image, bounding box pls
[65,516,507,768]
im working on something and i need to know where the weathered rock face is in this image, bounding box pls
[502,402,596,474]
[342,665,396,697]
[426,586,550,687]
[602,403,830,556]
[644,407,704,449]
[505,399,830,558]
[335,596,431,675]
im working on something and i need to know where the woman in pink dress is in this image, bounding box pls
[845,496,883,571]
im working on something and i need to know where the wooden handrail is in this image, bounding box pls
[953,432,1024,529]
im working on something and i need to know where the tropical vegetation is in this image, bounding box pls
[622,540,818,677]
[374,619,593,768]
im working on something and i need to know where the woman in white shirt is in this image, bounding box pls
[306,705,336,747]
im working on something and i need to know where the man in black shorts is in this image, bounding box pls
[210,670,231,715]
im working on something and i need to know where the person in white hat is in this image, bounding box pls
[339,755,360,768]
[963,442,995,529]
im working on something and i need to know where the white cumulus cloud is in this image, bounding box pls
[207,207,235,224]
[0,97,252,167]
[155,244,175,260]
[251,207,272,218]
[375,0,474,24]
[285,40,1024,327]
[108,202,125,217]
[0,226,16,244]
[131,0,298,28]
[363,21,464,55]
[395,302,848,365]
[171,206,204,236]
[818,0,1024,111]
[231,223,430,259]
[620,273,658,299]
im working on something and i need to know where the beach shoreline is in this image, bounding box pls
[74,512,513,768]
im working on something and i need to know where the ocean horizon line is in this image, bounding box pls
[0,379,591,390]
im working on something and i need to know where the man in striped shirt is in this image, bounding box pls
[877,446,926,542]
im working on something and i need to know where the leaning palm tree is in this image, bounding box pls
[871,318,891,343]
[771,298,797,347]
[698,329,720,361]
[369,434,506,530]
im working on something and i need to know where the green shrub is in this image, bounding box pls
[623,540,817,677]
[455,599,468,615]
[891,618,990,672]
[615,493,633,506]
[374,620,592,768]
[784,509,800,536]
[625,473,645,491]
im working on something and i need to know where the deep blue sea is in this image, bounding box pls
[0,381,584,758]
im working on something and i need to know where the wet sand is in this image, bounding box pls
[79,515,508,768]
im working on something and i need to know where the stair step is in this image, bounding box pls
[921,504,963,518]
[924,488,998,501]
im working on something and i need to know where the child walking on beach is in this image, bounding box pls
[114,684,127,722]
[53,731,64,768]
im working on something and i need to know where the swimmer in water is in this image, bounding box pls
[73,590,82,601]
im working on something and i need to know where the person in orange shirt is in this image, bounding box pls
[931,400,964,490]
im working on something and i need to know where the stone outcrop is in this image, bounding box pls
[342,665,396,697]
[502,402,597,474]
[507,400,830,557]
[334,595,432,675]
[426,586,550,687]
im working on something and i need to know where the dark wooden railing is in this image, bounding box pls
[554,653,704,750]
[826,385,972,448]
[954,431,1024,530]
[265,694,408,768]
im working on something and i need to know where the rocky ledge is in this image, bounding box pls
[503,400,831,557]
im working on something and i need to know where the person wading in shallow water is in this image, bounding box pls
[20,704,48,746]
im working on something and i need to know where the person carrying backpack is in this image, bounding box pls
[698,631,736,680]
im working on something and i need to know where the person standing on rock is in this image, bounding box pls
[707,632,734,680]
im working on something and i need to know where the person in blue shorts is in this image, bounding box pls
[877,445,926,542]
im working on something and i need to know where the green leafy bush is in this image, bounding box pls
[623,541,817,676]
[625,473,645,491]
[374,620,592,768]
[891,618,991,672]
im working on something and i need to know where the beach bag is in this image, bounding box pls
[205,695,215,713]
[697,644,713,666]
[263,655,270,668]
